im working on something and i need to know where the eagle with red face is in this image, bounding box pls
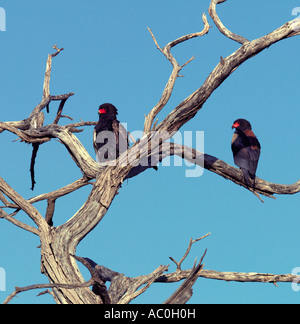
[231,118,261,188]
[93,103,128,165]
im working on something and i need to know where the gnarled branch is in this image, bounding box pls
[164,250,207,304]
[169,233,211,270]
[144,13,210,134]
[167,143,300,197]
[2,280,95,305]
[208,0,249,44]
[156,14,300,136]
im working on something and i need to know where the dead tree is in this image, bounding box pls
[1,0,300,304]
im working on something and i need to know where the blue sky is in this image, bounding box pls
[0,0,300,304]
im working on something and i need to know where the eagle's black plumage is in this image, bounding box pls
[231,118,261,188]
[93,103,128,165]
[93,103,158,173]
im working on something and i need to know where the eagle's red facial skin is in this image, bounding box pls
[232,122,240,129]
[98,108,107,114]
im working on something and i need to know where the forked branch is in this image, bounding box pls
[164,249,207,304]
[144,13,210,134]
[169,233,211,270]
[155,8,300,136]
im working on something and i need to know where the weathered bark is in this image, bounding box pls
[40,166,131,304]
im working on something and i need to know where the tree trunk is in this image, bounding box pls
[40,166,130,304]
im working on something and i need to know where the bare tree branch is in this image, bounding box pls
[0,122,51,144]
[72,255,111,304]
[158,269,300,286]
[0,177,45,229]
[117,265,169,304]
[156,143,300,198]
[52,98,68,125]
[30,143,40,190]
[74,242,300,304]
[1,177,92,209]
[169,233,211,270]
[135,141,300,199]
[156,16,300,137]
[164,250,207,304]
[45,198,56,226]
[42,45,64,101]
[0,207,39,235]
[208,0,249,44]
[144,13,210,134]
[2,279,94,305]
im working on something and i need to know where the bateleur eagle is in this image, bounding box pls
[93,103,128,165]
[93,103,158,171]
[231,118,261,188]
